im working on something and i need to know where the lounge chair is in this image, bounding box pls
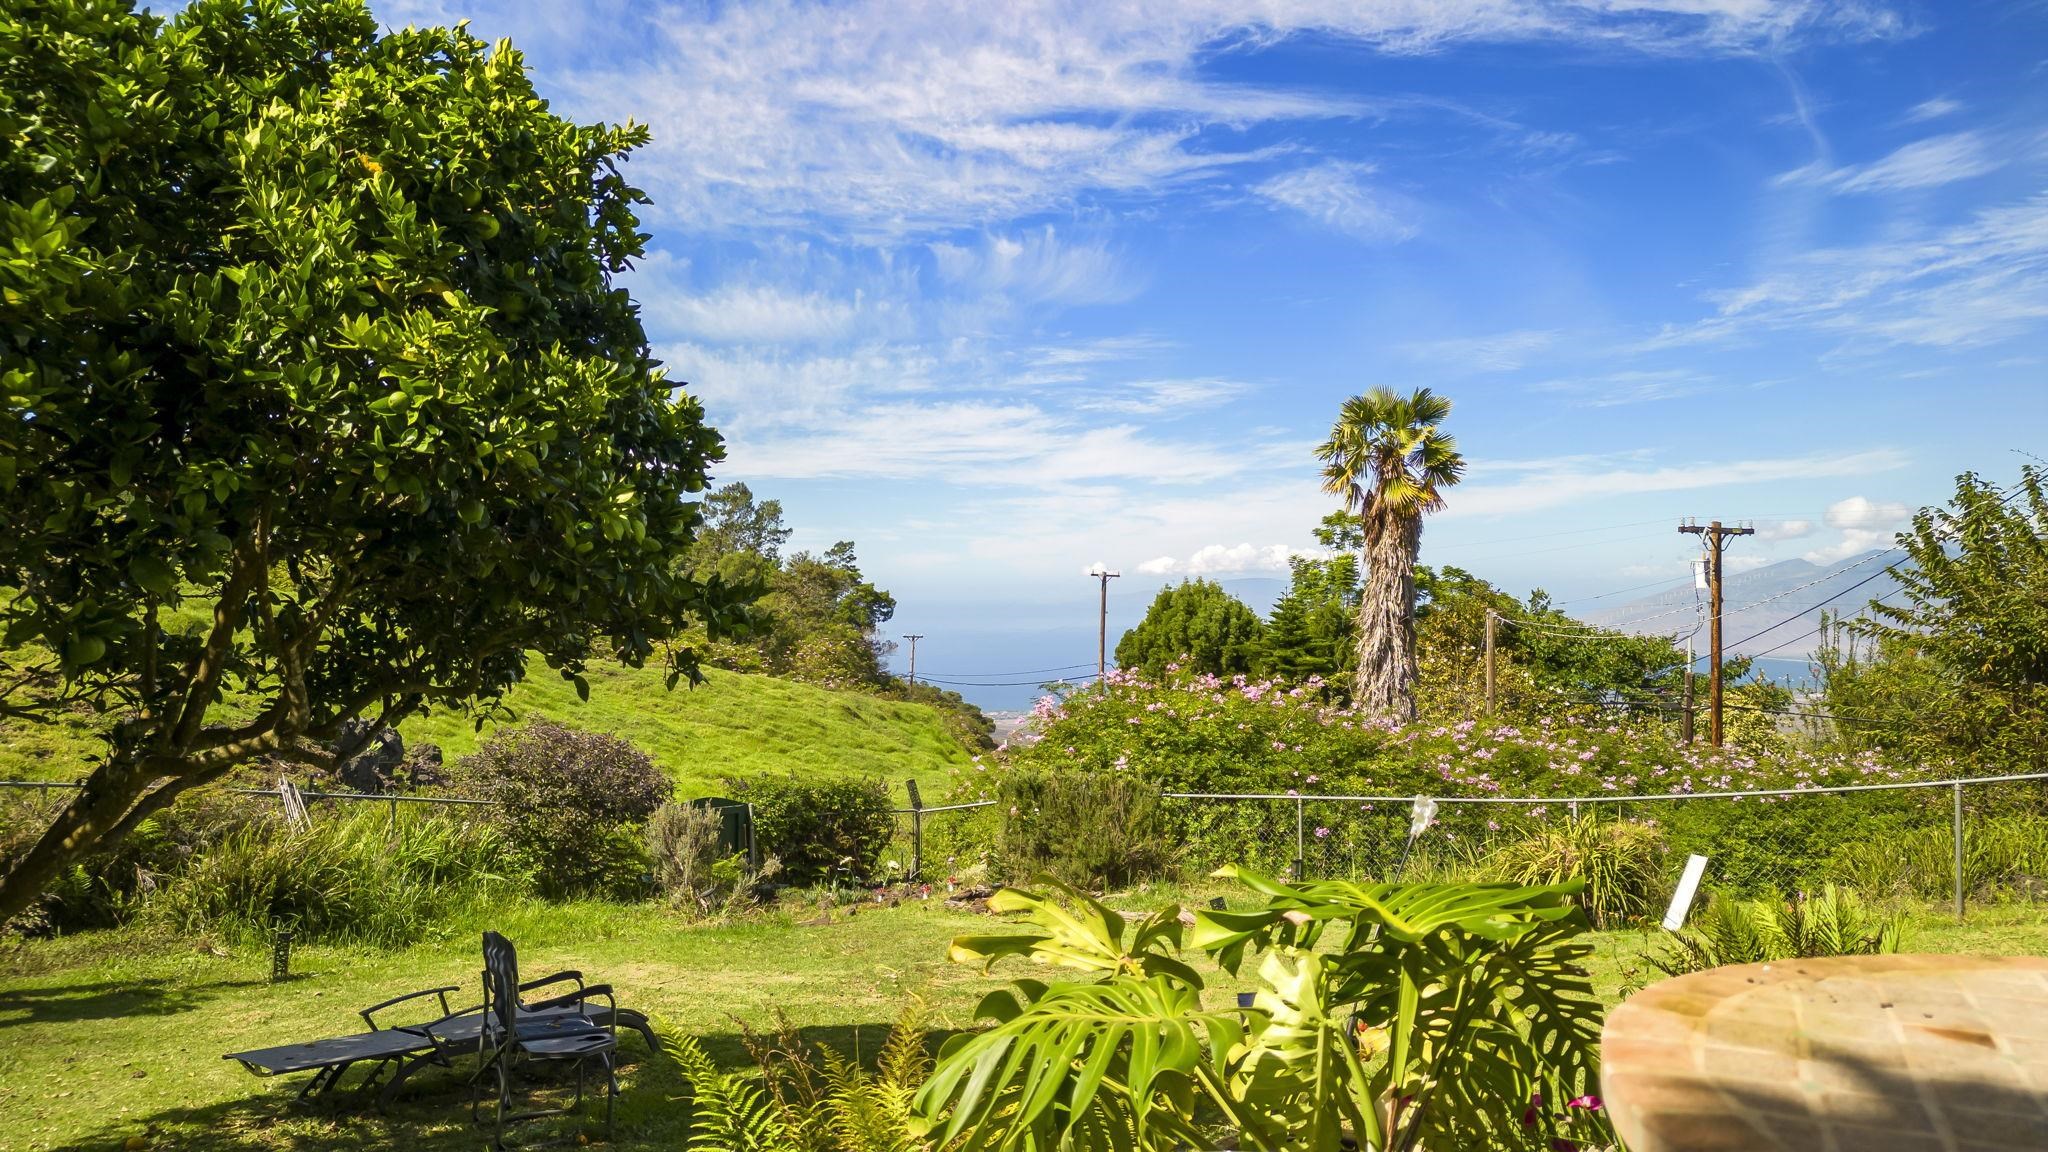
[224,950,656,1112]
[471,931,618,1148]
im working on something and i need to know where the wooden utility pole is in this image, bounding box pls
[1483,609,1498,713]
[1092,568,1120,677]
[903,634,923,683]
[1678,519,1753,748]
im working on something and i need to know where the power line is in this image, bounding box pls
[1552,574,1694,606]
[920,672,1101,688]
[914,661,1097,679]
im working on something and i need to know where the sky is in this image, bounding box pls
[367,0,2048,707]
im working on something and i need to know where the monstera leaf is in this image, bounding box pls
[913,975,1247,1152]
[948,878,1202,988]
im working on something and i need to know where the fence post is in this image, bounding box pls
[906,780,925,883]
[1953,780,1966,921]
[1294,795,1306,881]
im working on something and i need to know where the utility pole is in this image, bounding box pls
[1678,519,1753,748]
[1091,567,1120,678]
[1483,609,1498,714]
[903,634,923,684]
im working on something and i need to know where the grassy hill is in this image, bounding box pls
[0,661,975,802]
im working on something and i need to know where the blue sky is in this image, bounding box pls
[374,0,2048,704]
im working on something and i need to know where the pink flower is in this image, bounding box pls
[1314,827,1330,839]
[1566,1095,1602,1111]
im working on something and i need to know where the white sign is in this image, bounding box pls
[1663,853,1710,930]
[1408,796,1439,838]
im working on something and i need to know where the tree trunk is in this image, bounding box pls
[0,752,158,925]
[1352,515,1420,724]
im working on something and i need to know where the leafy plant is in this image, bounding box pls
[672,1034,800,1151]
[919,870,1611,1152]
[1828,813,2048,901]
[1485,814,1665,928]
[995,768,1172,890]
[456,721,670,898]
[647,801,780,916]
[1649,885,1905,977]
[735,775,894,887]
[683,1004,934,1152]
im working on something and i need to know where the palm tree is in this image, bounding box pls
[1316,387,1465,723]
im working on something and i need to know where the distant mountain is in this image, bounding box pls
[1580,551,1905,658]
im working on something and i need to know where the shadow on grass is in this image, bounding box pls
[0,976,267,1027]
[48,1020,965,1150]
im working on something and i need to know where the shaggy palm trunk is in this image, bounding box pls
[1352,515,1421,723]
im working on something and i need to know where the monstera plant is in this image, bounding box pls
[917,870,1611,1152]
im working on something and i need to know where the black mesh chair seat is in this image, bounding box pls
[472,931,617,1149]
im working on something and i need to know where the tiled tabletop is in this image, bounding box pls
[1601,954,2048,1152]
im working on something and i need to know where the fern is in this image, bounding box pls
[1650,885,1903,976]
[673,1035,803,1152]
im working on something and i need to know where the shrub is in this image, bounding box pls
[144,806,508,947]
[1649,885,1904,977]
[646,801,779,914]
[1485,815,1665,928]
[455,721,671,898]
[3,789,252,936]
[732,775,894,886]
[995,769,1172,890]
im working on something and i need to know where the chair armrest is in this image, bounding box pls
[524,983,614,1012]
[518,969,583,995]
[360,985,461,1031]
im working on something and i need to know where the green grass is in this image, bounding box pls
[0,662,976,799]
[2,892,2044,1150]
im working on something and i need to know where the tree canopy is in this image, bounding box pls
[1116,579,1264,679]
[0,0,740,919]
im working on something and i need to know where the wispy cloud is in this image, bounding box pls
[1901,95,1963,124]
[646,284,863,343]
[1533,369,1713,406]
[1450,448,1912,518]
[1403,329,1558,373]
[1080,378,1250,415]
[1775,131,2004,194]
[1255,162,1416,242]
[1640,191,2048,350]
[404,0,1909,237]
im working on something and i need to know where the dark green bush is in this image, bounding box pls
[455,720,671,897]
[733,775,894,886]
[995,769,1172,890]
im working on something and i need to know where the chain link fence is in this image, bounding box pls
[1162,772,2048,916]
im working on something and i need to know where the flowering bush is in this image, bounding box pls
[960,669,1969,892]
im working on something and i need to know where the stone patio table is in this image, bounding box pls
[1601,954,2048,1152]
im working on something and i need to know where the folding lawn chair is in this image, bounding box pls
[471,931,619,1149]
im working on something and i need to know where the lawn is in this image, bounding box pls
[0,661,978,801]
[2,893,2045,1150]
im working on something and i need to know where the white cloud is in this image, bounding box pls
[1901,96,1963,124]
[1639,192,2048,351]
[648,284,861,343]
[1080,377,1249,415]
[1756,518,1814,541]
[1403,329,1558,373]
[1449,448,1910,518]
[1255,162,1415,242]
[1138,543,1309,577]
[1534,369,1712,406]
[1775,131,2003,195]
[426,0,1906,237]
[930,228,1136,307]
[1802,495,1910,562]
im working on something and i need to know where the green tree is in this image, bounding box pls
[1316,389,1466,722]
[1833,467,2048,767]
[1116,579,1265,679]
[0,0,739,920]
[684,481,790,589]
[1258,516,1363,691]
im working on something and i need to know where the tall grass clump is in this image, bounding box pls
[1485,814,1665,928]
[1829,813,2048,901]
[145,806,509,947]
